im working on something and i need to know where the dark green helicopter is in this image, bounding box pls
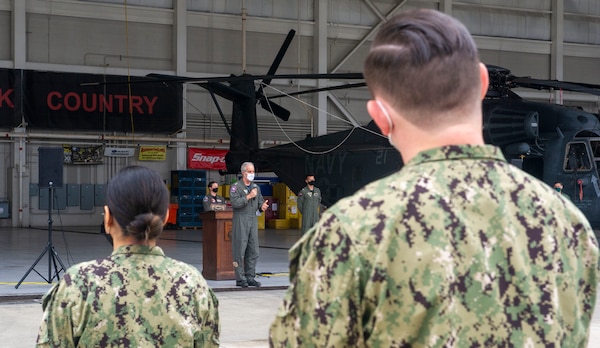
[252,65,600,231]
[149,30,600,230]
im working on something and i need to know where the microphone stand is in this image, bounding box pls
[15,182,67,289]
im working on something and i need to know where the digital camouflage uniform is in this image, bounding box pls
[202,193,226,211]
[37,245,220,347]
[297,185,321,234]
[230,179,264,282]
[270,144,599,347]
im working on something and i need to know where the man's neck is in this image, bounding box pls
[396,120,484,163]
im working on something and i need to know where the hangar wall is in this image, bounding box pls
[0,0,598,227]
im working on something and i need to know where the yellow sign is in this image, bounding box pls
[138,146,167,161]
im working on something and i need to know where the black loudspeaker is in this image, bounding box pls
[38,147,64,188]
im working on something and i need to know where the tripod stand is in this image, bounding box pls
[15,184,67,289]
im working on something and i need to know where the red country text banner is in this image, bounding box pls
[0,69,183,133]
[188,148,227,170]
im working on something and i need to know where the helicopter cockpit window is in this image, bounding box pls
[590,140,600,175]
[564,142,592,172]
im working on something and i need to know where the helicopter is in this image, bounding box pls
[147,29,600,230]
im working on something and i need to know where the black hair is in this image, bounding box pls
[208,181,218,188]
[105,166,168,242]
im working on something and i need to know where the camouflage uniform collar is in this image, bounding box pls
[406,144,505,167]
[111,244,166,257]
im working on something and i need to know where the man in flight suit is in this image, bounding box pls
[229,162,269,287]
[297,174,322,234]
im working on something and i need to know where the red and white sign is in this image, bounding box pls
[188,148,227,170]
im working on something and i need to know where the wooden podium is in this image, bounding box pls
[200,210,235,280]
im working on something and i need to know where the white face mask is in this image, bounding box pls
[376,100,396,148]
[246,173,255,182]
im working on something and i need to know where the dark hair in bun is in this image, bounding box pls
[105,166,169,242]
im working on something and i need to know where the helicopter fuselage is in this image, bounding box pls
[259,98,600,231]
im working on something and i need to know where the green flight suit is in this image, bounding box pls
[297,185,321,234]
[202,193,226,211]
[229,179,264,282]
[270,145,599,347]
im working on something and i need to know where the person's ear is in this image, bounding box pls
[103,205,112,233]
[479,62,489,100]
[163,209,170,226]
[367,99,392,136]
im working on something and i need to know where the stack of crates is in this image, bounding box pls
[171,170,206,228]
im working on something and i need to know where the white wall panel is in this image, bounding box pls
[565,17,600,45]
[565,0,600,16]
[455,0,550,11]
[456,8,550,40]
[80,0,173,8]
[0,11,10,61]
[564,56,600,85]
[479,50,550,78]
[188,0,313,21]
[27,14,173,69]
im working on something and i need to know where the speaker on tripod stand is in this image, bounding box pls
[15,147,67,289]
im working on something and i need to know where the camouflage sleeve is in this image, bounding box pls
[194,287,221,347]
[269,212,367,347]
[36,276,83,347]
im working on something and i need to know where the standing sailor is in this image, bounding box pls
[297,174,322,234]
[229,162,269,287]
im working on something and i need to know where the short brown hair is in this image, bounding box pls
[364,9,481,127]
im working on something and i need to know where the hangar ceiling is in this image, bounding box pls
[1,0,599,144]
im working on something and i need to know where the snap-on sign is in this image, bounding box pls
[188,148,227,170]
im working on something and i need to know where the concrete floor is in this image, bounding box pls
[0,226,295,347]
[0,226,295,297]
[1,226,600,347]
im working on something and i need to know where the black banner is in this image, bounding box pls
[0,69,22,128]
[20,69,183,133]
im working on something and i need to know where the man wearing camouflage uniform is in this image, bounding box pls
[230,162,269,287]
[297,174,321,234]
[270,9,599,347]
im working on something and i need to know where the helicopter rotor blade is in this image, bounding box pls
[513,77,600,96]
[263,29,296,86]
[261,82,368,99]
[146,72,363,83]
[80,72,364,86]
[197,81,252,101]
[260,99,291,121]
[257,29,296,121]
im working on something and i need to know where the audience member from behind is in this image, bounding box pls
[270,9,599,347]
[37,166,220,347]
